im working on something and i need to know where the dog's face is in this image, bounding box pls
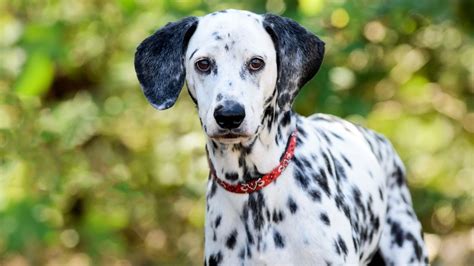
[135,10,324,144]
[185,11,277,143]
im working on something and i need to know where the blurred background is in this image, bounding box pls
[0,0,473,265]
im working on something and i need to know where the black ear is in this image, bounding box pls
[262,14,325,109]
[134,17,198,110]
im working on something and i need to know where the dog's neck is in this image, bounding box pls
[206,107,296,184]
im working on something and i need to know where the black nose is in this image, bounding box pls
[214,101,245,129]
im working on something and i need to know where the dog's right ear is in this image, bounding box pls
[134,17,198,110]
[262,14,325,110]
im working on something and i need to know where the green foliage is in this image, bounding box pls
[0,0,472,264]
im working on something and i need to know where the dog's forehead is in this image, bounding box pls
[204,9,262,22]
[188,10,271,54]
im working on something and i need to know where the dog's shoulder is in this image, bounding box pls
[306,113,384,141]
[301,113,403,176]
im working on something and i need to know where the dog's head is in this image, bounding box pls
[135,10,324,144]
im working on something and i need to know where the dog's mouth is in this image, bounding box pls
[209,132,251,143]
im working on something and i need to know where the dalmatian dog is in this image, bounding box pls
[134,9,428,266]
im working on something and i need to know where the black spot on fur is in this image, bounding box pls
[209,180,218,198]
[320,213,330,225]
[335,194,351,219]
[321,131,332,145]
[266,209,271,220]
[208,251,222,266]
[337,235,348,256]
[352,236,359,252]
[281,111,292,127]
[215,215,221,228]
[389,219,405,247]
[246,244,252,258]
[298,126,308,140]
[314,168,331,197]
[394,165,405,187]
[308,189,322,201]
[273,231,285,248]
[262,105,275,131]
[311,115,334,122]
[272,209,285,223]
[333,157,347,181]
[287,197,298,214]
[322,152,333,175]
[294,169,310,189]
[374,216,380,231]
[293,158,303,170]
[300,157,312,168]
[406,232,424,261]
[244,222,254,245]
[341,155,352,168]
[248,192,266,230]
[330,132,344,141]
[226,230,238,250]
[405,209,415,218]
[334,241,341,255]
[211,140,218,150]
[401,193,409,204]
[352,187,366,219]
[238,155,244,168]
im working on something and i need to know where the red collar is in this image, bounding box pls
[208,130,298,194]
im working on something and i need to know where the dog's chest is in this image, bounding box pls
[204,126,387,265]
[205,118,386,265]
[205,170,333,265]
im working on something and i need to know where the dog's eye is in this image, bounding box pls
[248,58,265,71]
[195,59,211,73]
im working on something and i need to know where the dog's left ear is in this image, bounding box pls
[262,14,325,109]
[134,17,198,110]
